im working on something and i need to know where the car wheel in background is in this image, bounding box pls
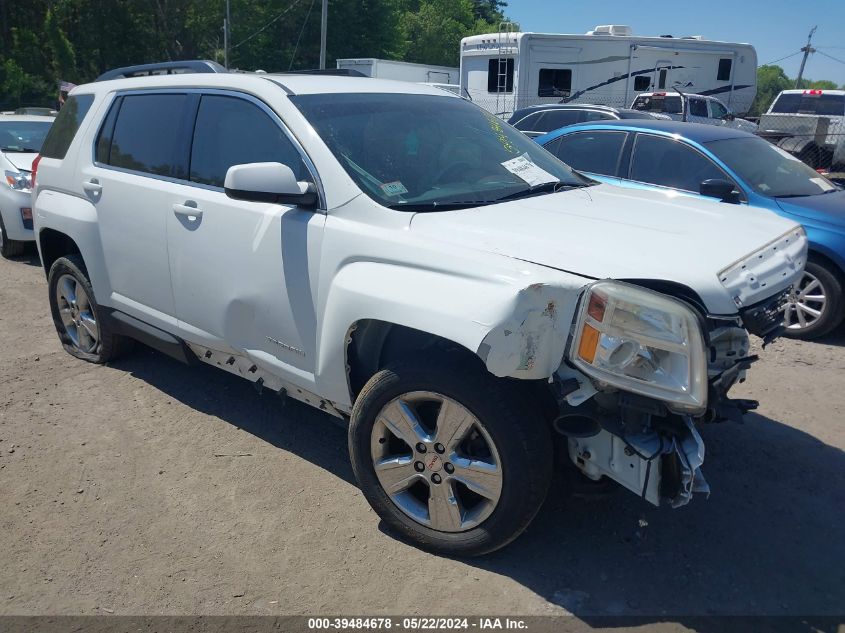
[47,255,133,363]
[0,213,26,258]
[782,259,844,340]
[348,356,553,556]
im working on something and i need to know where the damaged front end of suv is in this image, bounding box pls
[488,227,807,510]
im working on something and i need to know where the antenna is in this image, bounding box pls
[794,26,817,88]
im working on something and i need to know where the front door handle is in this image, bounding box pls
[82,179,102,194]
[173,202,203,222]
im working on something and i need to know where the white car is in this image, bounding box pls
[33,71,806,555]
[1,115,54,257]
[631,91,758,132]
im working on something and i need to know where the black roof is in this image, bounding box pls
[554,118,755,142]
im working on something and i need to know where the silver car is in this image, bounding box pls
[1,115,54,257]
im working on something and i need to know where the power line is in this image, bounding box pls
[288,0,316,70]
[233,0,305,50]
[763,50,802,66]
[816,50,845,66]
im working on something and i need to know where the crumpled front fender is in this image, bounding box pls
[477,282,583,380]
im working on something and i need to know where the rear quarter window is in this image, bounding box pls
[40,94,95,159]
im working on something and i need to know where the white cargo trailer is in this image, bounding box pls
[461,25,757,118]
[336,58,460,85]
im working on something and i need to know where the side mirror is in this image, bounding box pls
[700,178,741,204]
[224,162,318,208]
[722,112,736,121]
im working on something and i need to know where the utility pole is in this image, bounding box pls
[224,0,232,69]
[794,26,817,88]
[319,0,328,70]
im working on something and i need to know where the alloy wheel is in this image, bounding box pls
[783,270,827,330]
[55,274,99,353]
[370,391,503,533]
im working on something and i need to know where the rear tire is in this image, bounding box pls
[783,259,844,340]
[47,255,133,363]
[797,145,820,170]
[349,356,553,556]
[0,213,26,258]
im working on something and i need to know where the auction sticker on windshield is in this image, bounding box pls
[502,153,557,187]
[380,181,409,197]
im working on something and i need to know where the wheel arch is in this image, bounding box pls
[38,228,83,277]
[807,246,845,285]
[345,320,483,402]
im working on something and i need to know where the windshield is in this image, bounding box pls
[290,93,589,209]
[0,121,52,153]
[705,136,838,198]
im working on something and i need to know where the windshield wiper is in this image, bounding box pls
[387,200,494,211]
[491,180,588,203]
[1,147,39,153]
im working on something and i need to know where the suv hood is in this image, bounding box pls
[410,184,806,315]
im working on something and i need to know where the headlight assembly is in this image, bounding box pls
[4,170,32,192]
[569,280,708,413]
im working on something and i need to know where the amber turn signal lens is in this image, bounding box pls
[578,323,600,364]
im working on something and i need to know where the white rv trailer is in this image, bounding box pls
[336,58,460,85]
[461,25,757,118]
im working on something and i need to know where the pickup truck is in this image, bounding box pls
[32,71,807,555]
[758,89,845,170]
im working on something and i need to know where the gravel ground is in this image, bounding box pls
[0,249,843,626]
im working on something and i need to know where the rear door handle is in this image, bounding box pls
[173,203,203,221]
[82,179,102,194]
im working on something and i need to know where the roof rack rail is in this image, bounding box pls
[279,68,368,77]
[95,60,227,82]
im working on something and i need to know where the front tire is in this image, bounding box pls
[0,213,26,258]
[47,255,133,363]
[783,259,844,339]
[349,357,553,556]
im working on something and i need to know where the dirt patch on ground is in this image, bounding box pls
[1,250,843,623]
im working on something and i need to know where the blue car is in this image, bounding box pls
[536,120,845,339]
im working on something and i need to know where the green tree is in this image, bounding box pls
[805,79,839,90]
[750,64,792,116]
[44,6,77,80]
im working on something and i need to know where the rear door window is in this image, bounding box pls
[629,134,729,192]
[534,109,582,132]
[101,93,190,178]
[189,95,308,187]
[550,131,627,176]
[40,94,94,159]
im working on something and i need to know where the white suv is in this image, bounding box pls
[33,72,806,555]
